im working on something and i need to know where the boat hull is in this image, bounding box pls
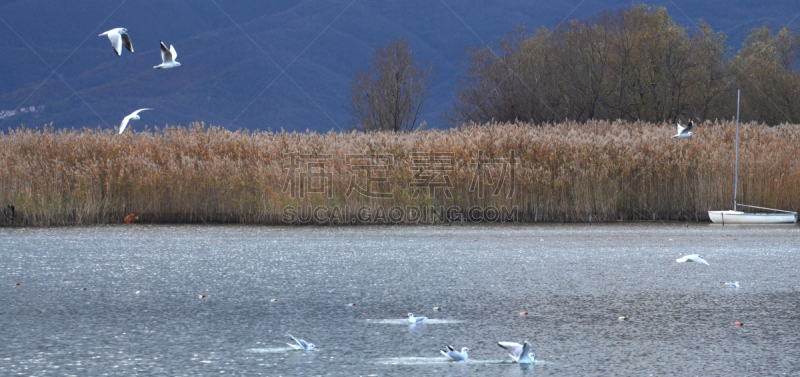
[708,210,798,224]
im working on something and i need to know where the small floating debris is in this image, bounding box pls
[734,322,743,326]
[433,307,442,311]
[81,287,87,291]
[348,303,357,307]
[210,240,214,243]
[198,294,207,299]
[135,291,141,295]
[519,312,528,316]
[270,299,278,302]
[474,239,478,242]
[608,238,612,241]
[618,316,628,321]
[14,283,20,286]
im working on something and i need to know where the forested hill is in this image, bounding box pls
[0,0,796,132]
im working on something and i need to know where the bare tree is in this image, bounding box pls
[351,37,434,132]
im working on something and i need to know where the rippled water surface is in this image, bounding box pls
[1,224,799,376]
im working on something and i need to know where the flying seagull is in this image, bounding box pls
[286,334,315,351]
[440,345,469,361]
[154,41,181,69]
[672,121,694,138]
[497,341,535,364]
[676,254,709,265]
[99,28,133,56]
[408,313,427,324]
[119,108,152,134]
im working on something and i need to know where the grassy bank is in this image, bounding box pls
[1,121,798,226]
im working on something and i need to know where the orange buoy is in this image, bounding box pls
[734,322,743,326]
[124,213,136,223]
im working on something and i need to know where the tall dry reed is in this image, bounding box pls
[1,120,798,226]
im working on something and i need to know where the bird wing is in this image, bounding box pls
[107,31,123,56]
[130,108,153,117]
[170,44,178,60]
[690,255,708,265]
[160,41,173,63]
[286,343,303,350]
[121,32,133,53]
[498,342,523,358]
[119,116,131,134]
[676,123,685,134]
[683,121,693,133]
[447,345,455,352]
[287,334,308,349]
[415,316,427,323]
[522,341,532,357]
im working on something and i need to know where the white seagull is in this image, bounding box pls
[497,341,535,364]
[119,108,152,134]
[724,281,740,288]
[286,334,315,351]
[440,345,469,361]
[99,28,133,56]
[408,313,427,324]
[672,121,694,138]
[676,254,709,265]
[154,41,181,69]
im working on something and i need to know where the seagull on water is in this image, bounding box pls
[154,41,181,69]
[408,313,427,324]
[286,334,315,351]
[672,121,694,138]
[440,345,469,361]
[676,254,709,265]
[724,281,740,288]
[119,108,152,134]
[497,341,535,364]
[99,28,133,56]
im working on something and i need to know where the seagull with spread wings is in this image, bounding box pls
[99,28,133,56]
[676,254,709,265]
[119,108,152,134]
[154,41,181,69]
[497,340,535,363]
[285,334,315,351]
[672,121,694,138]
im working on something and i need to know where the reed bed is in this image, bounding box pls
[1,120,798,226]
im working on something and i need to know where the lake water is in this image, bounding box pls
[1,223,799,376]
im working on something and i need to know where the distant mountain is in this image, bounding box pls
[1,0,798,132]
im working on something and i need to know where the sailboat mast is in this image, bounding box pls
[734,89,740,210]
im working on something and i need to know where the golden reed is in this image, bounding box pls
[1,120,798,226]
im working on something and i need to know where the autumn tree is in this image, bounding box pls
[351,37,434,132]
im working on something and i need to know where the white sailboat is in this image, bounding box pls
[708,90,798,224]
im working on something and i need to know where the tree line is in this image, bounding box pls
[351,5,800,131]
